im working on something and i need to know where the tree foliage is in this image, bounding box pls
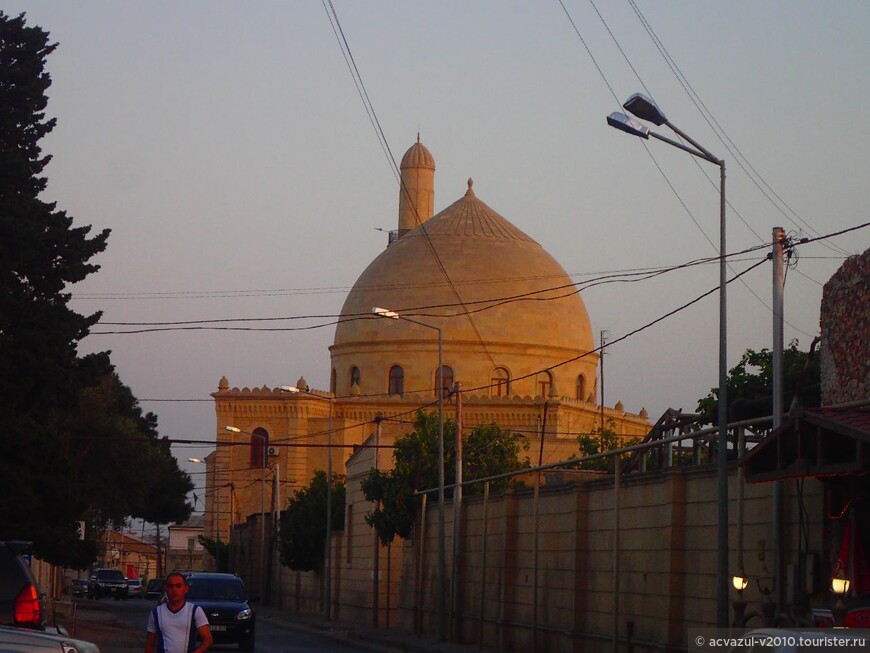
[277,470,346,572]
[576,418,639,472]
[0,12,192,566]
[198,536,229,573]
[696,340,821,425]
[362,410,529,546]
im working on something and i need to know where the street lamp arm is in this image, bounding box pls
[648,129,720,165]
[656,121,721,165]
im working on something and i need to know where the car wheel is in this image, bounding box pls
[239,633,255,651]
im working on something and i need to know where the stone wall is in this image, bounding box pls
[820,247,870,404]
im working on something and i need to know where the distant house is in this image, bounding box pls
[94,530,158,581]
[166,516,206,573]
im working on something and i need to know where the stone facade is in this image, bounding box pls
[820,247,870,404]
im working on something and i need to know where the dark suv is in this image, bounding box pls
[185,573,256,651]
[0,540,46,630]
[88,568,128,600]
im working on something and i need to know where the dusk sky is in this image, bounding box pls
[8,2,869,512]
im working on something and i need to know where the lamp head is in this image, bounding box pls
[606,112,650,139]
[280,385,300,393]
[732,574,749,594]
[623,93,667,126]
[831,576,851,595]
[372,307,399,319]
[225,426,241,433]
[188,457,203,464]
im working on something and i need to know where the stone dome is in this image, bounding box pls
[331,147,597,401]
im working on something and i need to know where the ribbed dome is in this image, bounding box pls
[400,139,435,170]
[330,180,597,399]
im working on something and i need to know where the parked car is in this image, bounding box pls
[70,580,88,599]
[184,573,257,651]
[0,541,46,630]
[125,579,142,599]
[144,578,164,601]
[87,569,127,600]
[0,624,100,652]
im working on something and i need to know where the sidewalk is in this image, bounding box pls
[256,605,493,653]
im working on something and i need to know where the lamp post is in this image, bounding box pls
[372,306,446,641]
[607,93,729,626]
[280,385,334,620]
[187,458,221,567]
[225,425,268,600]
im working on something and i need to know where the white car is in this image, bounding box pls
[0,625,101,652]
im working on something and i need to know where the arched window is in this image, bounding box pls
[388,365,404,396]
[491,367,510,397]
[576,374,587,401]
[250,427,268,468]
[436,365,454,398]
[350,366,361,389]
[330,368,337,394]
[537,371,553,398]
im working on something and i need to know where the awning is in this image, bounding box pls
[743,405,870,483]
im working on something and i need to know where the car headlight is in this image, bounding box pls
[236,608,253,621]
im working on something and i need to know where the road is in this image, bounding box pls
[58,598,388,653]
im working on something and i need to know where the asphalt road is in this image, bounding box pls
[58,598,390,653]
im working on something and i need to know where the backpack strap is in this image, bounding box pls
[187,603,200,652]
[152,606,165,653]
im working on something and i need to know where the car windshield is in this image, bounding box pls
[97,570,124,580]
[186,578,246,601]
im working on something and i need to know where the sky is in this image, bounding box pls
[8,1,869,513]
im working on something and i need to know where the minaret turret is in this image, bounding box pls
[397,135,435,237]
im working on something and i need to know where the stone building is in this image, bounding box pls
[208,138,649,572]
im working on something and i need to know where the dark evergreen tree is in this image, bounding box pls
[0,12,192,565]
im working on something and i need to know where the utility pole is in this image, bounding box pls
[451,382,463,641]
[600,330,608,436]
[771,227,786,610]
[373,416,382,627]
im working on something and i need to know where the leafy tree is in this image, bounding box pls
[277,470,345,572]
[576,418,640,471]
[696,340,820,425]
[198,536,229,573]
[0,12,192,565]
[362,410,528,546]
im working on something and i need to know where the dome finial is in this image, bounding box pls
[465,178,475,197]
[417,131,420,143]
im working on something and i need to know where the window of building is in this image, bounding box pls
[350,366,360,389]
[537,371,553,398]
[250,427,268,468]
[330,368,336,394]
[491,367,510,397]
[388,365,404,396]
[436,365,454,398]
[576,374,587,401]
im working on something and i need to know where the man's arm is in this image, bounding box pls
[193,624,213,652]
[145,631,157,653]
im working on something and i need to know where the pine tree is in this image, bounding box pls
[0,11,110,564]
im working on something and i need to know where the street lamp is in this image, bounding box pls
[371,306,447,641]
[608,93,729,626]
[280,385,334,620]
[225,425,268,599]
[189,456,233,573]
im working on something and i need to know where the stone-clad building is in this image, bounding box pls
[208,137,648,556]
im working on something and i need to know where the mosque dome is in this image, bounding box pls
[330,141,597,401]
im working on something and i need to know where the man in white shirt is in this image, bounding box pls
[145,572,212,653]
